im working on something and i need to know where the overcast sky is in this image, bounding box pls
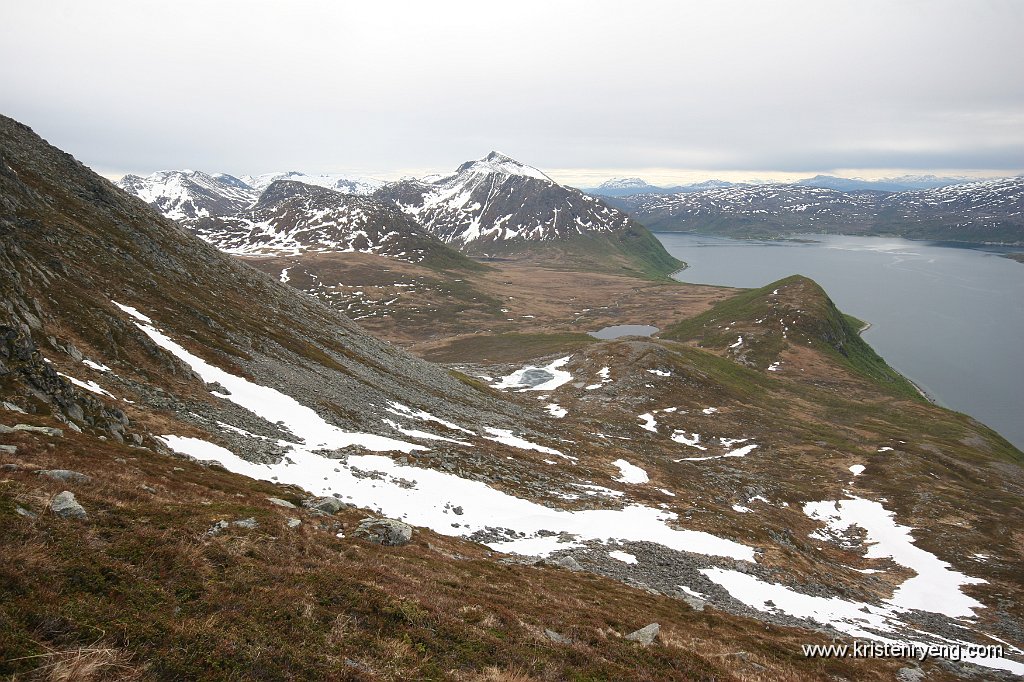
[2,0,1022,186]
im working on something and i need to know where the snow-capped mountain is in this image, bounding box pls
[883,176,1024,213]
[615,177,1024,242]
[378,151,635,250]
[241,171,384,195]
[190,180,463,264]
[115,154,682,274]
[584,177,664,197]
[116,169,259,221]
[614,183,881,234]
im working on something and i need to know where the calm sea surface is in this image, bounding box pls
[655,233,1024,451]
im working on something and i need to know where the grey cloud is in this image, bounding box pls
[2,0,1021,179]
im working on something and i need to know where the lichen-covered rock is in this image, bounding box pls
[14,424,64,437]
[305,496,345,515]
[50,490,87,519]
[353,517,413,546]
[37,469,90,483]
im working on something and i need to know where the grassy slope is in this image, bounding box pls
[419,242,491,273]
[0,419,906,682]
[476,223,685,281]
[661,275,923,400]
[421,332,598,364]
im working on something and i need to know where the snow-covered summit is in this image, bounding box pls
[116,169,258,222]
[377,152,631,250]
[241,171,384,195]
[450,151,552,184]
[598,178,651,190]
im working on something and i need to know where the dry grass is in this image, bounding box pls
[0,422,917,681]
[5,642,141,682]
[460,666,539,682]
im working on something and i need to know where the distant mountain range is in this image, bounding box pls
[605,177,1024,243]
[583,174,978,197]
[793,174,974,193]
[583,177,738,197]
[117,152,683,277]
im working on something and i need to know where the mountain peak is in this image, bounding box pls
[454,151,551,182]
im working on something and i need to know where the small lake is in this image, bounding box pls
[655,233,1024,452]
[590,324,659,340]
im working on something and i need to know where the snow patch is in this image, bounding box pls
[545,403,568,418]
[492,356,573,392]
[58,373,114,398]
[637,413,658,433]
[804,497,986,617]
[483,427,573,460]
[677,443,758,462]
[612,459,649,484]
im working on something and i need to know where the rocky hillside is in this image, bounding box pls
[190,180,477,268]
[3,114,1024,679]
[612,177,1024,243]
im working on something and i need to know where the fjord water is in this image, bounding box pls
[655,233,1024,451]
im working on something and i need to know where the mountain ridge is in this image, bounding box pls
[189,179,478,269]
[118,152,685,278]
[610,177,1024,243]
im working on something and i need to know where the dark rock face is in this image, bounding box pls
[0,324,126,438]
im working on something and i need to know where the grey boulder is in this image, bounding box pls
[305,496,345,514]
[37,469,91,484]
[50,491,87,519]
[353,517,413,546]
[625,623,660,646]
